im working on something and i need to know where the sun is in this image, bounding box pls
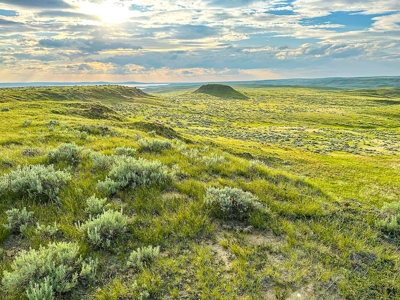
[78,0,131,24]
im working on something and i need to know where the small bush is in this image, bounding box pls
[22,148,41,157]
[0,164,71,201]
[3,207,34,234]
[0,156,13,168]
[96,157,172,195]
[22,119,32,127]
[115,146,137,156]
[91,153,116,170]
[35,222,59,237]
[85,195,108,216]
[376,202,400,236]
[2,242,97,298]
[201,153,225,166]
[48,143,83,166]
[181,148,200,160]
[138,138,172,152]
[205,187,264,220]
[46,120,60,127]
[78,210,128,247]
[148,130,156,138]
[127,245,160,270]
[26,278,55,300]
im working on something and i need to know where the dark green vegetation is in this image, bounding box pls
[193,84,248,99]
[0,84,399,299]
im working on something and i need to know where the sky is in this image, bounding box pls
[0,0,399,82]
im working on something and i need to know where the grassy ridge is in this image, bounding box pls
[193,84,248,100]
[0,85,399,299]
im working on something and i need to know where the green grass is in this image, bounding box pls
[0,84,399,299]
[193,84,248,99]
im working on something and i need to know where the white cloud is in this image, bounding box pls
[0,0,399,81]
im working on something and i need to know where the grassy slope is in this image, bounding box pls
[193,84,248,100]
[0,85,399,299]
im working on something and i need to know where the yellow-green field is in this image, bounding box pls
[0,84,399,299]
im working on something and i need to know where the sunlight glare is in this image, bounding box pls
[79,0,131,24]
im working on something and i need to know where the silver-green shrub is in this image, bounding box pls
[201,153,225,166]
[91,153,116,170]
[77,210,128,247]
[35,222,59,237]
[0,164,71,201]
[138,138,172,152]
[22,119,32,127]
[46,120,59,127]
[205,187,263,220]
[26,278,54,300]
[48,143,83,166]
[3,207,34,234]
[85,195,108,216]
[79,257,98,284]
[376,202,400,236]
[2,242,97,299]
[127,245,160,270]
[115,146,137,156]
[182,148,200,160]
[96,157,172,195]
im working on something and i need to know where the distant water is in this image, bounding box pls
[0,82,169,89]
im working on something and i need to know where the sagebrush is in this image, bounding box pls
[0,164,71,201]
[96,157,172,195]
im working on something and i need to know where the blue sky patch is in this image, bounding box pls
[267,10,294,16]
[129,4,152,12]
[0,9,19,17]
[301,11,388,32]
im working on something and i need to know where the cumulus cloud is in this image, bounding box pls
[38,38,142,53]
[0,0,73,9]
[0,0,398,81]
[36,10,101,20]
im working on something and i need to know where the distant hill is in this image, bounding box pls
[143,76,400,93]
[2,76,400,92]
[0,85,150,104]
[193,84,248,99]
[238,76,400,90]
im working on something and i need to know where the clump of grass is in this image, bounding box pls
[115,146,137,156]
[127,245,160,270]
[46,120,60,127]
[22,119,32,127]
[0,156,13,168]
[48,143,83,166]
[3,207,34,234]
[376,201,400,237]
[2,242,97,299]
[138,138,172,152]
[96,157,172,195]
[22,148,41,157]
[1,107,10,112]
[35,222,59,237]
[201,153,225,166]
[77,210,128,247]
[205,187,265,220]
[91,153,116,170]
[85,195,108,216]
[0,164,71,202]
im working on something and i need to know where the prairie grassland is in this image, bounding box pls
[0,85,399,299]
